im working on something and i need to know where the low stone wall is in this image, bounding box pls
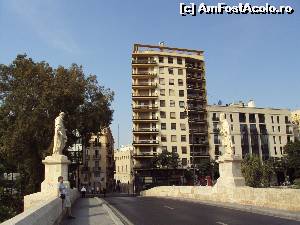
[1,189,79,225]
[141,186,300,212]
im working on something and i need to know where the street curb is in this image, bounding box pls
[145,196,300,222]
[95,197,133,225]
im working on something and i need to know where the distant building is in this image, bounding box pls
[207,100,295,160]
[79,127,114,192]
[114,145,134,193]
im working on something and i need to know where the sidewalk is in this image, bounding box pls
[60,198,115,225]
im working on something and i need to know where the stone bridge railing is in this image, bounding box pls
[1,189,79,225]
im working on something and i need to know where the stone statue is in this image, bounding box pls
[291,113,300,127]
[219,113,233,157]
[53,112,67,155]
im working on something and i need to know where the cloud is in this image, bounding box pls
[6,0,79,54]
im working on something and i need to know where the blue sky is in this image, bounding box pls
[0,0,299,147]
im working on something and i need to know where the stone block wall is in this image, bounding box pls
[141,186,300,212]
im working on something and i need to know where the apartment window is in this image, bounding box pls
[181,135,186,142]
[285,116,289,124]
[180,112,186,119]
[159,78,165,85]
[159,67,164,74]
[169,89,175,96]
[168,68,174,74]
[230,114,233,122]
[271,116,274,123]
[232,136,235,144]
[160,100,165,107]
[170,100,175,107]
[182,158,187,166]
[178,79,183,86]
[171,123,176,130]
[160,89,165,96]
[279,136,282,144]
[171,135,177,142]
[179,101,185,108]
[239,113,246,123]
[170,112,176,119]
[162,146,167,151]
[159,57,164,63]
[215,146,220,156]
[231,124,234,131]
[182,146,187,154]
[160,111,166,118]
[169,79,174,85]
[177,57,182,64]
[280,147,283,155]
[168,57,173,64]
[278,126,281,132]
[249,114,256,123]
[172,146,177,153]
[161,135,167,142]
[178,69,183,75]
[273,136,276,144]
[180,123,186,130]
[161,123,166,130]
[179,90,184,97]
[258,114,265,123]
[272,126,275,132]
[277,116,280,123]
[274,147,277,155]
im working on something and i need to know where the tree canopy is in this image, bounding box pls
[0,54,114,195]
[151,150,180,169]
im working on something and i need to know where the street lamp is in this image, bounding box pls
[184,106,196,186]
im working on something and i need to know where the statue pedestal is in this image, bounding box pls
[215,154,245,188]
[41,154,71,194]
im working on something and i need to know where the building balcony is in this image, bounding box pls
[187,95,206,101]
[212,128,220,133]
[188,118,206,124]
[132,82,157,89]
[92,167,101,172]
[190,128,207,134]
[133,128,159,134]
[132,105,158,112]
[132,59,157,65]
[286,130,293,135]
[132,93,158,99]
[133,140,159,146]
[190,140,208,145]
[133,152,156,158]
[132,116,158,122]
[132,72,157,78]
[186,64,205,71]
[93,155,101,160]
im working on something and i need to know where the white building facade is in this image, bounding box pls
[207,101,295,160]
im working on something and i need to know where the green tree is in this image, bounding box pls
[241,154,262,187]
[261,159,275,187]
[152,150,180,169]
[284,140,300,180]
[0,55,114,196]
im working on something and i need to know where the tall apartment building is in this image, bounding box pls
[207,101,295,160]
[80,127,114,191]
[131,43,208,179]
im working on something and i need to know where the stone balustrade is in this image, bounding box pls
[141,186,300,212]
[1,189,79,225]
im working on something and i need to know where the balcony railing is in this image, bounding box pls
[92,167,101,172]
[133,128,159,132]
[132,105,158,110]
[132,93,158,98]
[132,116,158,121]
[133,140,159,145]
[132,72,157,76]
[93,155,101,160]
[190,128,207,133]
[132,59,157,64]
[132,82,157,87]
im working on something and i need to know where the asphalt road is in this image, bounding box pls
[105,197,299,225]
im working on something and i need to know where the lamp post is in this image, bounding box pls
[184,107,196,186]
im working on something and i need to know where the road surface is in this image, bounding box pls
[105,196,299,225]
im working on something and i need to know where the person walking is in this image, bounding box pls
[58,176,75,219]
[81,186,86,198]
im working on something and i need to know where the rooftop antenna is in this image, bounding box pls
[159,41,165,46]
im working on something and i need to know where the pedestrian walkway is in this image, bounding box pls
[60,198,115,225]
